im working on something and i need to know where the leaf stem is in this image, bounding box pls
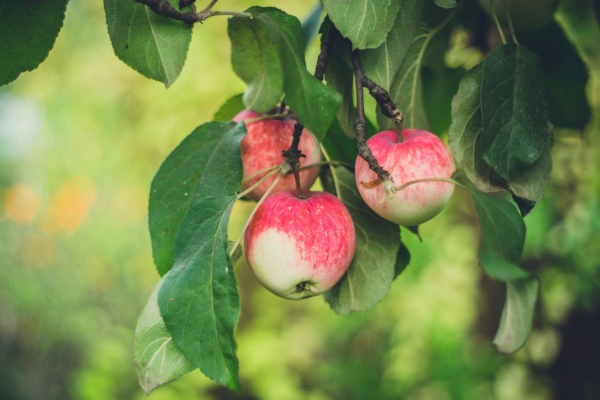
[489,0,507,44]
[237,169,280,199]
[229,175,282,258]
[500,0,519,44]
[394,177,459,192]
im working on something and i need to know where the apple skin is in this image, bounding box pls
[355,129,455,226]
[244,190,356,300]
[234,111,321,201]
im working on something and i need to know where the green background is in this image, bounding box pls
[1,1,600,399]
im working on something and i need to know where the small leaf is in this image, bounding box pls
[228,16,284,112]
[434,0,459,9]
[457,173,529,281]
[394,243,411,279]
[134,274,195,395]
[159,195,242,391]
[321,0,400,49]
[104,0,192,87]
[481,44,549,179]
[213,94,245,121]
[0,0,70,86]
[384,28,430,130]
[324,167,401,315]
[449,63,505,193]
[493,277,540,354]
[149,122,246,276]
[251,7,341,141]
[361,0,424,92]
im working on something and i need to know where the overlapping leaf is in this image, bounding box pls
[481,44,549,179]
[148,122,246,276]
[228,16,284,112]
[159,196,242,391]
[213,94,245,121]
[323,167,403,315]
[250,7,341,141]
[325,38,357,139]
[322,0,400,49]
[104,0,192,87]
[0,0,70,86]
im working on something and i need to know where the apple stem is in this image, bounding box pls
[229,174,283,258]
[350,48,395,187]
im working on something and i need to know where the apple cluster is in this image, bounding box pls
[235,111,455,300]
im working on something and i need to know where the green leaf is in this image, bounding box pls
[493,277,540,354]
[134,274,195,395]
[361,0,425,92]
[481,44,549,179]
[0,0,69,86]
[449,64,505,193]
[159,195,241,391]
[325,38,357,139]
[457,173,529,281]
[251,7,341,141]
[104,0,192,87]
[394,242,411,279]
[213,94,245,121]
[321,119,359,166]
[301,3,323,48]
[321,0,400,49]
[384,28,430,130]
[149,122,246,276]
[228,16,284,113]
[434,0,459,9]
[324,167,401,315]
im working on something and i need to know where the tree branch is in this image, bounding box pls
[133,0,250,25]
[361,76,404,136]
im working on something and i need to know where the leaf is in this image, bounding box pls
[323,167,401,315]
[325,38,357,139]
[134,274,195,395]
[457,173,529,281]
[149,122,246,276]
[394,242,411,279]
[159,195,241,391]
[213,94,245,121]
[104,0,192,87]
[301,3,323,48]
[434,0,459,9]
[384,28,430,130]
[251,7,341,141]
[228,16,284,113]
[360,0,425,92]
[0,0,70,86]
[321,0,400,49]
[320,119,359,166]
[481,44,549,179]
[493,277,540,354]
[449,63,505,193]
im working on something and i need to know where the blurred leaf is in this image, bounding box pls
[149,122,246,276]
[228,16,283,113]
[434,0,459,8]
[0,0,69,86]
[301,3,323,48]
[361,0,425,91]
[325,38,357,139]
[383,27,430,130]
[104,0,192,87]
[321,119,358,165]
[493,277,540,354]
[324,167,401,315]
[321,0,400,49]
[421,65,461,135]
[134,274,195,395]
[457,173,529,281]
[481,44,549,179]
[394,242,411,279]
[159,196,241,391]
[449,63,505,193]
[213,94,245,121]
[251,7,341,141]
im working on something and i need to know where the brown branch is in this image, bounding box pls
[350,49,394,186]
[133,0,249,25]
[361,76,404,136]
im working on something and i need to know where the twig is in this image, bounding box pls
[361,76,404,138]
[350,49,394,191]
[134,0,250,25]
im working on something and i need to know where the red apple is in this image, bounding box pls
[355,129,455,226]
[234,111,321,201]
[244,190,356,299]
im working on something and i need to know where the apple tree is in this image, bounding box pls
[1,0,592,395]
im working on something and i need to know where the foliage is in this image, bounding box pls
[1,0,598,397]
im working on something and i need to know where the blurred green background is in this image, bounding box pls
[2,1,600,399]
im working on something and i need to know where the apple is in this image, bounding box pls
[355,129,455,226]
[234,110,322,201]
[244,190,356,299]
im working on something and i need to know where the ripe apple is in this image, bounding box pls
[355,129,455,226]
[244,190,356,299]
[234,111,321,201]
